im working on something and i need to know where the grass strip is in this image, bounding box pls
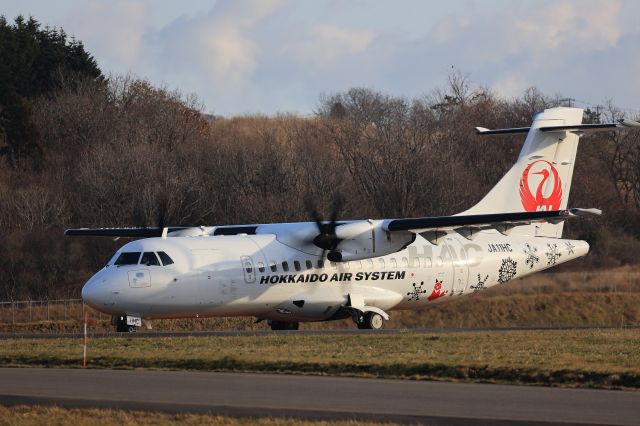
[1,329,638,390]
[0,405,388,426]
[2,354,639,389]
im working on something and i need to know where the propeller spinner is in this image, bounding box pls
[306,195,344,262]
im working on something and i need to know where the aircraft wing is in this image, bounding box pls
[64,225,254,237]
[65,227,190,237]
[384,208,601,243]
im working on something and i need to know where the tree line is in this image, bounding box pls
[0,16,639,300]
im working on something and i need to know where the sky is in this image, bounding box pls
[3,0,640,116]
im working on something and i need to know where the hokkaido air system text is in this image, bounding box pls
[260,271,406,284]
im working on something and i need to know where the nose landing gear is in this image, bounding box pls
[113,315,141,333]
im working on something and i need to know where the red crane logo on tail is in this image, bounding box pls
[519,160,563,211]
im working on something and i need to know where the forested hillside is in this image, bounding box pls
[1,16,639,300]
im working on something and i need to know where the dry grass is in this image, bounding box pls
[0,406,389,426]
[1,329,639,389]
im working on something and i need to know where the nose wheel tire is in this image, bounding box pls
[356,312,385,330]
[116,323,136,333]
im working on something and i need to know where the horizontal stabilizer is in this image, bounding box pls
[475,119,640,136]
[474,126,530,135]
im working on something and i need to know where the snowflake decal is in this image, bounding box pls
[565,241,575,255]
[407,282,427,301]
[470,274,489,292]
[523,243,539,269]
[545,243,562,265]
[498,258,517,284]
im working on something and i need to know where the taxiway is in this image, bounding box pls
[1,368,638,425]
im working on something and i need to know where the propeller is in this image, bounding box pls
[305,194,345,262]
[156,197,169,231]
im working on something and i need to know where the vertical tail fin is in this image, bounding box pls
[460,107,584,238]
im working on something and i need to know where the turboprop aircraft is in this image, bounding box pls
[68,107,640,332]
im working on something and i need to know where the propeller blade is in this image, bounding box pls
[156,197,169,230]
[329,194,344,225]
[306,192,345,256]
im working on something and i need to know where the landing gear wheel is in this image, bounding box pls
[269,321,300,331]
[114,315,137,333]
[357,312,385,330]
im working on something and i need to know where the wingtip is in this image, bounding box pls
[569,208,602,217]
[618,119,640,128]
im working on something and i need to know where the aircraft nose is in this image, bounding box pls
[81,273,109,309]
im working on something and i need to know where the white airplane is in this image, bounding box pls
[69,107,640,332]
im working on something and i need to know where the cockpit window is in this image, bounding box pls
[140,252,160,266]
[157,251,174,266]
[114,252,141,266]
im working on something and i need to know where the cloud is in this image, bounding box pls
[511,0,622,51]
[284,24,375,66]
[198,0,287,83]
[154,0,288,87]
[64,0,147,66]
[51,0,640,115]
[493,75,529,99]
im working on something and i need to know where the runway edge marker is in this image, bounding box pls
[82,309,87,368]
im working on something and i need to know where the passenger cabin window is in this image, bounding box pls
[378,258,385,268]
[270,261,277,272]
[140,252,160,266]
[317,260,324,269]
[366,259,374,269]
[390,258,398,268]
[282,261,289,272]
[305,260,313,270]
[244,261,253,274]
[412,258,420,268]
[424,257,432,268]
[115,252,141,266]
[294,260,301,271]
[257,261,265,273]
[157,251,174,266]
[402,257,409,268]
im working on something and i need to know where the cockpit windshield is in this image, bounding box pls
[157,251,174,265]
[140,252,160,266]
[111,251,174,267]
[114,252,141,266]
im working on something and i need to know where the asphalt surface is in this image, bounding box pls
[1,324,639,340]
[0,368,638,425]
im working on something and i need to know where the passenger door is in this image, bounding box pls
[445,238,469,295]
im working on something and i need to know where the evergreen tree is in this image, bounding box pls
[0,15,102,164]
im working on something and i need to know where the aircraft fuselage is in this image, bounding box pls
[82,231,588,323]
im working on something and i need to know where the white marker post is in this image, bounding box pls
[83,310,88,368]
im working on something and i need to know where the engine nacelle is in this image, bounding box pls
[167,227,214,237]
[329,220,414,262]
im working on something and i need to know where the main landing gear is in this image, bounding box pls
[269,320,300,331]
[355,311,386,330]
